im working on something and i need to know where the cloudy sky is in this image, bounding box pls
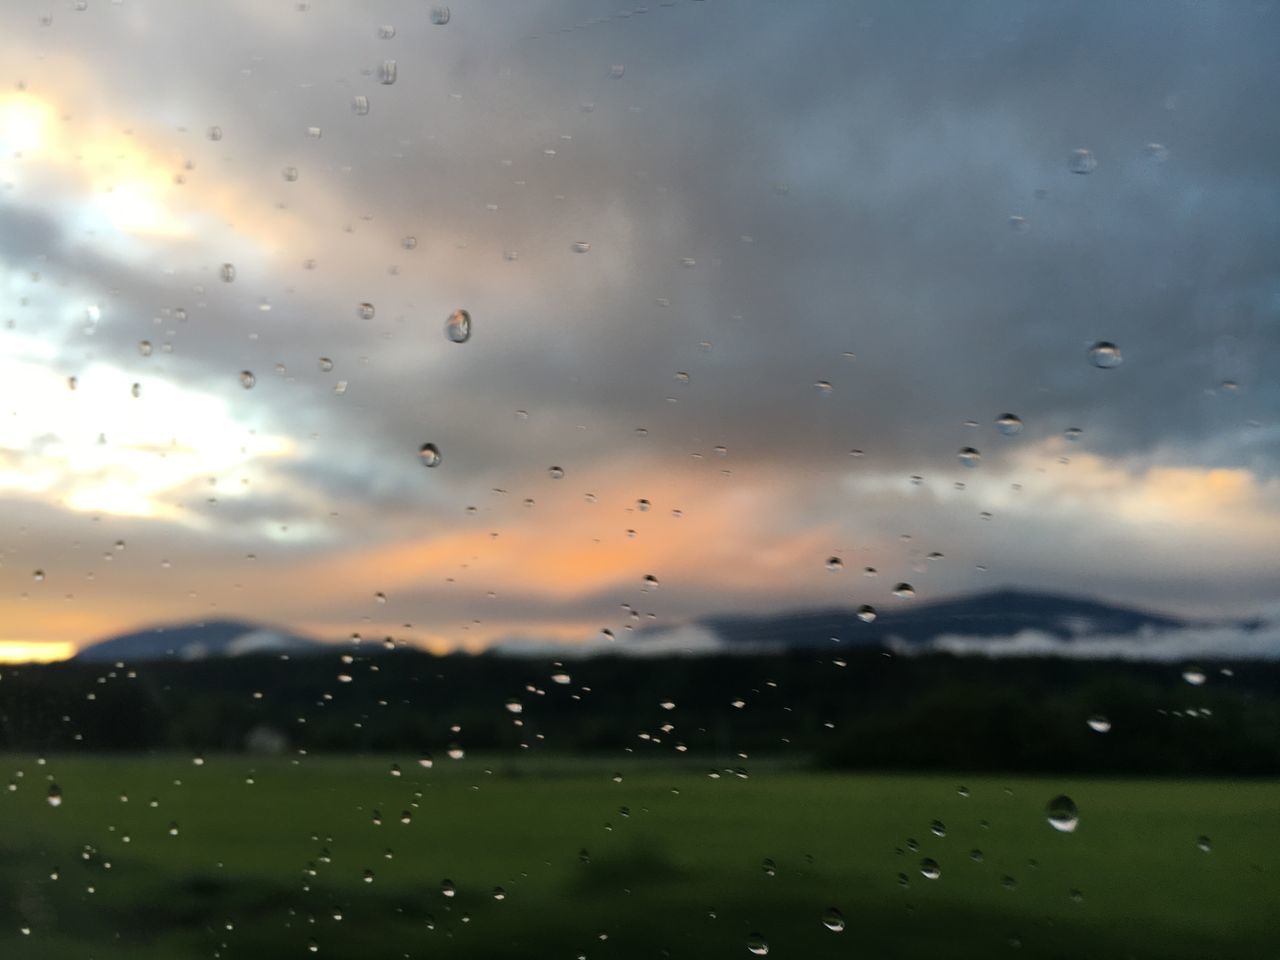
[1,0,1277,660]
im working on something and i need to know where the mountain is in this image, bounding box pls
[74,618,328,663]
[688,588,1208,650]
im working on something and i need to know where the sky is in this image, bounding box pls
[1,0,1278,661]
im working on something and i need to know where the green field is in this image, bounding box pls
[1,754,1277,959]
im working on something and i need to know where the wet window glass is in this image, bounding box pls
[2,2,1279,958]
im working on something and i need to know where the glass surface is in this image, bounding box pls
[1,2,1278,958]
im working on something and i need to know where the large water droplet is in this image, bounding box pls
[856,604,877,623]
[825,556,843,571]
[1046,795,1079,833]
[1088,341,1122,368]
[240,370,256,389]
[892,583,915,599]
[441,878,456,897]
[958,447,981,468]
[1182,668,1206,686]
[351,95,370,115]
[821,907,845,932]
[1068,148,1097,174]
[445,309,471,343]
[378,60,398,85]
[548,466,564,480]
[419,443,441,468]
[47,784,63,807]
[746,935,769,956]
[995,413,1023,436]
[1196,835,1212,853]
[430,5,451,25]
[919,857,941,880]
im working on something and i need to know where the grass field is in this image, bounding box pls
[1,753,1277,959]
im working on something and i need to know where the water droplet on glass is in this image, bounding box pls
[445,309,472,343]
[1088,341,1122,368]
[643,574,659,589]
[1196,835,1212,853]
[930,819,946,838]
[958,447,981,468]
[220,263,236,282]
[1046,795,1079,833]
[240,370,256,389]
[856,605,877,623]
[814,380,833,396]
[995,413,1023,436]
[441,878,456,897]
[609,64,626,79]
[352,95,370,115]
[356,302,375,320]
[282,165,299,182]
[826,556,843,571]
[1143,142,1169,163]
[430,5,451,25]
[1068,148,1097,174]
[571,241,591,253]
[548,466,564,480]
[447,745,465,760]
[47,784,63,807]
[892,583,915,599]
[821,908,845,932]
[1064,427,1083,442]
[378,60,398,85]
[137,340,153,357]
[761,857,776,877]
[1086,715,1112,733]
[418,754,434,769]
[318,357,333,372]
[1182,669,1206,686]
[746,935,769,956]
[419,443,441,468]
[919,858,941,880]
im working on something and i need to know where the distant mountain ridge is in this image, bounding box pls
[74,618,328,663]
[687,588,1232,650]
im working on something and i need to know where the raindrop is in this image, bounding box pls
[892,583,915,599]
[240,370,256,389]
[357,302,375,320]
[746,935,769,956]
[445,309,472,343]
[958,447,981,468]
[505,699,523,715]
[1196,835,1212,853]
[825,557,843,571]
[1046,795,1079,833]
[441,878,456,897]
[418,754,434,769]
[548,466,564,480]
[1068,148,1097,174]
[318,357,333,372]
[821,907,845,933]
[761,858,776,877]
[814,380,833,396]
[609,64,626,79]
[47,784,63,807]
[207,125,223,141]
[1088,341,1122,368]
[1182,669,1206,686]
[33,570,45,582]
[282,165,299,182]
[1064,427,1083,442]
[352,96,370,115]
[1144,142,1169,163]
[930,819,946,838]
[220,263,236,282]
[419,443,442,468]
[995,413,1023,436]
[378,60,398,85]
[856,605,877,623]
[1086,715,1112,733]
[430,5,451,25]
[636,498,650,512]
[492,887,506,900]
[138,340,153,357]
[447,744,465,760]
[919,858,941,880]
[642,574,659,589]
[571,241,591,253]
